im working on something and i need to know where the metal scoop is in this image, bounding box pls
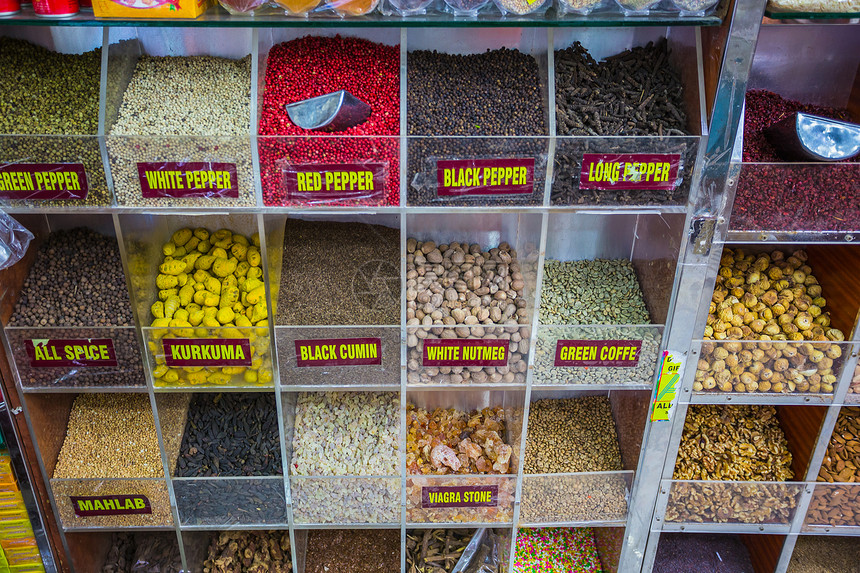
[765,112,860,162]
[285,90,371,133]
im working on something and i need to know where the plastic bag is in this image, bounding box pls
[0,211,33,271]
[454,529,505,573]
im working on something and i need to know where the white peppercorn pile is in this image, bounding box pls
[9,228,133,328]
[54,394,163,479]
[539,259,650,325]
[107,54,254,207]
[520,396,628,524]
[290,392,400,524]
[0,38,109,207]
[406,239,531,385]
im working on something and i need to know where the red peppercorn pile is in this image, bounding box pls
[259,36,400,207]
[731,90,859,232]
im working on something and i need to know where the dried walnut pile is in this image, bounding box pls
[407,405,513,475]
[697,248,845,394]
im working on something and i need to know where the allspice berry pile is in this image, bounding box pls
[9,228,133,328]
[697,248,845,394]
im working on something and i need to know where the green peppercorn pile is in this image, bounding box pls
[0,38,109,206]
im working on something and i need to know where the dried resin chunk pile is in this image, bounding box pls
[407,405,513,475]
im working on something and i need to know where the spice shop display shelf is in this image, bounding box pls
[0,6,724,26]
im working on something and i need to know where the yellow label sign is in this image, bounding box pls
[651,350,683,422]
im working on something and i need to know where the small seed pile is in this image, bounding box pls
[174,478,287,526]
[494,0,549,14]
[0,39,108,206]
[667,405,796,524]
[277,219,400,326]
[148,227,272,388]
[108,54,253,207]
[291,392,399,524]
[406,239,530,385]
[788,536,860,573]
[654,533,754,573]
[9,228,133,328]
[54,394,163,479]
[407,405,512,475]
[520,397,627,523]
[176,393,282,477]
[515,528,603,573]
[552,40,690,206]
[539,259,650,325]
[305,530,400,573]
[203,531,291,573]
[259,36,400,207]
[101,533,181,573]
[524,397,622,473]
[406,529,473,573]
[533,326,661,386]
[408,49,546,137]
[698,248,845,394]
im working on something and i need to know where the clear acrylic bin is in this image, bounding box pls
[804,483,860,530]
[50,478,173,530]
[519,471,632,524]
[173,477,288,527]
[406,475,516,524]
[290,476,400,525]
[663,480,803,526]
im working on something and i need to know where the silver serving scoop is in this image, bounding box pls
[285,90,371,133]
[765,112,860,162]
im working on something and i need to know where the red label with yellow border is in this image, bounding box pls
[137,162,239,199]
[422,339,509,367]
[421,486,498,508]
[0,163,88,200]
[554,339,641,367]
[25,338,117,368]
[163,338,251,367]
[295,337,382,367]
[580,153,680,191]
[70,495,151,517]
[437,158,534,196]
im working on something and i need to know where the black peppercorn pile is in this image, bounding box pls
[408,48,547,136]
[9,228,133,328]
[176,393,282,477]
[555,39,689,137]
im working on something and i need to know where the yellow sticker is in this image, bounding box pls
[651,350,683,422]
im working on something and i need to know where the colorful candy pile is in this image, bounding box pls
[514,528,604,573]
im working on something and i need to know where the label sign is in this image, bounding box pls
[580,153,681,191]
[421,485,498,508]
[162,338,251,367]
[0,163,88,200]
[295,337,382,367]
[554,340,641,367]
[651,350,684,422]
[70,495,151,517]
[422,339,509,367]
[25,338,117,368]
[437,158,534,197]
[137,162,239,199]
[282,162,386,202]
